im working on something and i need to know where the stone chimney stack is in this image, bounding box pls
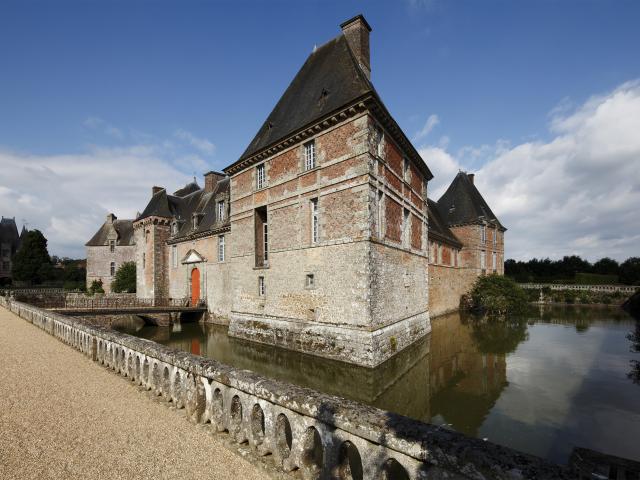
[468,173,475,185]
[340,14,372,80]
[152,186,164,195]
[106,213,116,224]
[204,171,225,193]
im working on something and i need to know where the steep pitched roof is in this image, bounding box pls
[0,217,19,245]
[136,178,231,242]
[237,34,373,163]
[427,199,462,248]
[436,172,505,230]
[227,29,433,180]
[86,219,135,247]
[173,181,200,197]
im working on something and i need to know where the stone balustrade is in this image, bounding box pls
[519,283,639,294]
[0,296,576,480]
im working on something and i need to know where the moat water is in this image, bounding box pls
[112,305,640,465]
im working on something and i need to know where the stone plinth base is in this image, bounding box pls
[227,311,430,368]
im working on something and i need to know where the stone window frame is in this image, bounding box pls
[371,124,385,159]
[493,227,498,247]
[481,250,487,272]
[402,157,410,183]
[480,225,487,243]
[304,139,316,171]
[110,261,116,277]
[171,221,179,236]
[218,235,225,263]
[492,251,497,272]
[258,276,265,297]
[109,239,115,253]
[402,207,411,249]
[217,200,225,222]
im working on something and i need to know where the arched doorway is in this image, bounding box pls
[191,268,200,305]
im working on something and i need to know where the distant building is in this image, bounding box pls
[0,217,27,284]
[85,214,135,293]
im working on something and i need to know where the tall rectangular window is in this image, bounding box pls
[481,250,486,271]
[403,158,409,181]
[402,208,410,247]
[492,252,497,271]
[304,140,316,171]
[172,245,177,268]
[218,235,225,262]
[311,198,319,244]
[481,225,487,243]
[255,206,268,267]
[256,164,266,189]
[217,200,225,221]
[377,190,385,238]
[110,262,116,276]
[258,276,265,296]
[493,229,497,247]
[109,240,115,253]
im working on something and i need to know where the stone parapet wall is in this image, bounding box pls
[0,297,575,480]
[520,283,639,294]
[429,265,478,318]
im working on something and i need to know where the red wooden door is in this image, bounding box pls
[191,268,200,305]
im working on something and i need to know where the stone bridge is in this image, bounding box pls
[0,296,576,480]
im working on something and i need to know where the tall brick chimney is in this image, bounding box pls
[204,171,225,192]
[468,173,475,185]
[340,14,372,80]
[152,186,164,195]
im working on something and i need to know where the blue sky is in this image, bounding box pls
[1,0,639,259]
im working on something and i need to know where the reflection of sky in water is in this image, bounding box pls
[483,321,640,464]
[114,307,640,464]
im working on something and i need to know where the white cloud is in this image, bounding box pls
[414,114,440,141]
[83,116,124,139]
[174,129,216,155]
[0,133,221,258]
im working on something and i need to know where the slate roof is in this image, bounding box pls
[436,172,505,230]
[227,28,433,180]
[427,199,462,248]
[137,178,231,242]
[0,217,19,246]
[85,219,135,247]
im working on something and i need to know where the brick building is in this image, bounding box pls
[88,15,505,367]
[86,214,135,293]
[0,217,26,284]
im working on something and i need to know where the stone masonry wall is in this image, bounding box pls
[86,245,136,294]
[429,264,478,318]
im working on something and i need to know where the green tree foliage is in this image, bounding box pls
[592,257,619,275]
[111,261,136,293]
[11,230,53,284]
[620,257,640,286]
[88,279,104,295]
[470,274,528,316]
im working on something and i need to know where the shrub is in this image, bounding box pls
[88,279,104,295]
[470,274,528,316]
[111,262,136,293]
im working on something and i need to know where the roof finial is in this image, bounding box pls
[313,44,317,53]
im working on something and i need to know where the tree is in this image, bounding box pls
[88,279,104,295]
[470,274,528,316]
[592,257,619,275]
[11,230,53,285]
[620,257,640,285]
[111,261,136,293]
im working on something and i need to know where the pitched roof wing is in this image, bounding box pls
[427,198,462,247]
[436,172,505,230]
[85,219,135,246]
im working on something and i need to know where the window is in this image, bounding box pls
[403,208,410,247]
[403,158,410,181]
[481,225,487,243]
[304,140,316,171]
[172,245,178,268]
[492,252,497,271]
[311,198,319,244]
[258,276,265,296]
[377,190,385,238]
[217,200,225,221]
[256,164,266,189]
[109,240,115,253]
[493,229,498,247]
[373,126,384,158]
[171,222,178,235]
[481,250,486,271]
[305,273,315,288]
[110,262,116,277]
[255,206,268,267]
[193,214,199,229]
[218,235,225,262]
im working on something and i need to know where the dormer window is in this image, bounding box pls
[217,200,225,221]
[192,213,201,230]
[171,222,179,235]
[109,240,115,253]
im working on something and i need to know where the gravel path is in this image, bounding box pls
[0,308,271,479]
